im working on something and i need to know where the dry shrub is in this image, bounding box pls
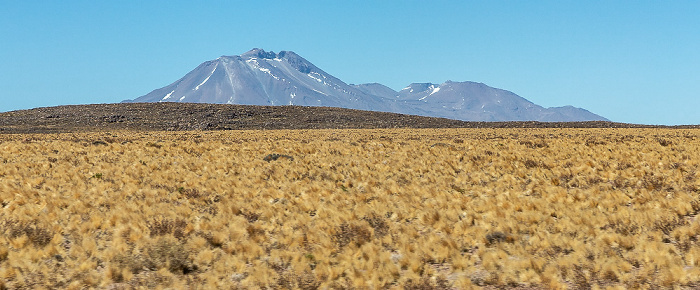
[177,186,202,199]
[616,162,633,170]
[145,142,162,148]
[1,219,53,247]
[571,264,597,289]
[523,159,548,169]
[658,138,673,146]
[0,245,8,262]
[405,275,452,290]
[485,231,514,246]
[586,138,607,146]
[240,211,260,223]
[113,237,195,275]
[602,221,640,236]
[276,270,321,290]
[333,222,373,248]
[641,174,666,191]
[112,252,147,276]
[363,213,389,237]
[146,238,196,274]
[263,153,294,162]
[147,218,188,240]
[654,216,688,235]
[519,139,548,148]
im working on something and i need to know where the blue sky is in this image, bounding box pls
[1,1,698,125]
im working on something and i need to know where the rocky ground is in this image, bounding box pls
[0,103,694,133]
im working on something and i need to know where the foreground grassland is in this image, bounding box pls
[1,128,699,289]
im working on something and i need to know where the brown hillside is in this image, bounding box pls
[0,103,694,133]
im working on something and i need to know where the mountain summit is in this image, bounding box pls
[127,48,608,122]
[128,48,387,111]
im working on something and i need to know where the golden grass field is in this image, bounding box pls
[1,128,699,289]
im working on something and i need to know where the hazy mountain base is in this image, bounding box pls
[0,103,692,134]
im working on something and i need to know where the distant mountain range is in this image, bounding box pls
[126,48,607,122]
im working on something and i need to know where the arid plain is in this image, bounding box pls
[1,127,699,289]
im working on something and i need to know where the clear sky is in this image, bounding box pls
[2,1,699,125]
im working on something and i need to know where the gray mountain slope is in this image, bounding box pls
[383,81,609,122]
[129,48,390,112]
[127,48,608,122]
[350,83,397,99]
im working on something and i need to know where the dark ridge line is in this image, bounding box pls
[1,103,697,134]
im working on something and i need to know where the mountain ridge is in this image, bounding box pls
[127,48,608,122]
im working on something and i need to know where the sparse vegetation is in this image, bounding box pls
[0,128,699,288]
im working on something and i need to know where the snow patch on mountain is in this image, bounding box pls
[161,90,175,101]
[195,63,218,91]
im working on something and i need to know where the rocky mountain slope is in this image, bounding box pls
[1,103,676,134]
